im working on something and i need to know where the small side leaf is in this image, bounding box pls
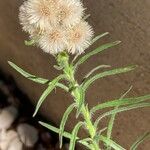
[24,39,35,46]
[94,102,150,128]
[59,103,76,148]
[99,135,126,150]
[106,86,133,150]
[91,94,150,113]
[33,75,65,117]
[83,65,137,91]
[69,122,84,150]
[8,61,68,91]
[92,32,109,44]
[39,121,91,150]
[76,87,85,118]
[74,41,121,69]
[83,65,111,80]
[130,132,150,150]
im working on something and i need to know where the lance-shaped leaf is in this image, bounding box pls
[24,39,35,46]
[130,132,150,150]
[83,65,111,80]
[33,75,66,117]
[91,32,109,44]
[74,41,121,69]
[91,94,150,113]
[76,87,85,118]
[99,135,126,150]
[59,103,76,148]
[94,102,150,128]
[39,121,91,149]
[83,65,136,91]
[8,61,68,91]
[106,86,133,150]
[69,122,84,150]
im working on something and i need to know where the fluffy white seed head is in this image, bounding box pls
[19,0,58,32]
[57,0,84,27]
[67,21,94,54]
[19,0,94,55]
[38,27,67,54]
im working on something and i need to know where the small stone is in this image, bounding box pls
[0,130,18,150]
[7,137,23,150]
[0,106,18,130]
[17,123,38,147]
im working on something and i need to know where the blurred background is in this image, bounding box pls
[0,0,150,149]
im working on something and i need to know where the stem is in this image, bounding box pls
[57,52,100,150]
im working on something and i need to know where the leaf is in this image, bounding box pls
[92,32,109,44]
[39,121,91,150]
[74,41,121,69]
[69,122,84,150]
[130,132,150,150]
[8,61,68,91]
[94,102,150,128]
[59,103,76,148]
[33,75,65,117]
[76,87,85,118]
[106,86,133,150]
[24,39,35,46]
[91,94,150,113]
[83,65,137,91]
[99,135,126,150]
[83,65,111,80]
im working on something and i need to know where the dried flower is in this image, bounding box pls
[67,21,94,54]
[57,0,84,27]
[19,0,58,32]
[38,27,67,54]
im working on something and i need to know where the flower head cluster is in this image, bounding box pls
[19,0,94,55]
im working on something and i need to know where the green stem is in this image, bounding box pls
[57,52,100,150]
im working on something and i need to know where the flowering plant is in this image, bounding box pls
[8,0,150,149]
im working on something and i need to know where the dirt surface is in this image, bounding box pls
[0,0,150,149]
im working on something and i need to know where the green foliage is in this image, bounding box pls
[82,65,137,91]
[33,74,66,117]
[69,122,84,150]
[9,35,150,150]
[74,41,121,70]
[130,132,150,150]
[59,103,76,148]
[106,86,133,150]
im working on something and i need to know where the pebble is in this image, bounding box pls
[17,123,38,147]
[0,130,19,150]
[0,106,18,130]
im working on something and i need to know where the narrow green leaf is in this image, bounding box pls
[39,121,91,149]
[106,86,133,150]
[33,75,65,117]
[99,135,126,150]
[94,102,150,128]
[92,32,109,44]
[24,39,35,46]
[69,122,84,150]
[91,94,150,113]
[39,121,73,139]
[83,65,137,91]
[74,41,121,69]
[8,61,68,91]
[59,103,76,148]
[76,87,85,118]
[130,132,150,150]
[84,65,111,80]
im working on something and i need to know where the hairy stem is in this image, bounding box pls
[57,52,100,150]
